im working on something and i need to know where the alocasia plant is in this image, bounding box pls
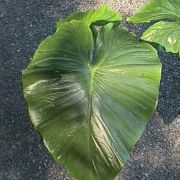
[57,6,122,27]
[22,6,161,180]
[128,0,180,56]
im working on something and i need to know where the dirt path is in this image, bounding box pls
[0,0,179,179]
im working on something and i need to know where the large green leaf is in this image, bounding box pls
[127,0,180,23]
[57,6,122,28]
[22,20,161,180]
[142,21,180,53]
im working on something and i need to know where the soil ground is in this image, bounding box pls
[0,0,179,180]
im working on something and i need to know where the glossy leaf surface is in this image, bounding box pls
[127,0,180,23]
[22,20,161,180]
[128,0,180,56]
[142,21,180,53]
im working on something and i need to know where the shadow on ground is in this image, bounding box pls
[157,52,180,124]
[0,1,88,179]
[0,1,179,180]
[118,115,180,180]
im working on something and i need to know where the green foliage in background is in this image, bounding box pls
[128,0,180,56]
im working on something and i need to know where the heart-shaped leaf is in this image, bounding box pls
[22,11,161,180]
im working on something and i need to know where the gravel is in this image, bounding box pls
[0,0,179,180]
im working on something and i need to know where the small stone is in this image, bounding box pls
[144,173,149,177]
